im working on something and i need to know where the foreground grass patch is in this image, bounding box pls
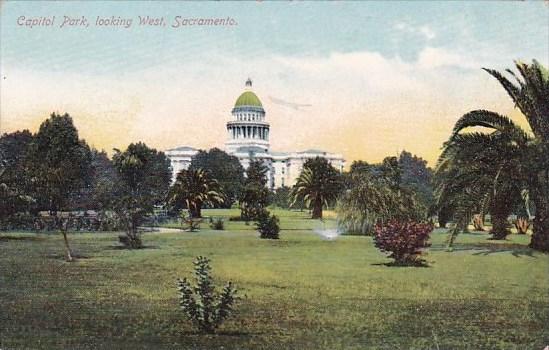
[1,209,548,349]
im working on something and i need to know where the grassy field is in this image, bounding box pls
[1,209,548,350]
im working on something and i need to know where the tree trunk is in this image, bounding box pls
[530,196,549,251]
[529,162,549,251]
[190,203,202,218]
[490,212,511,240]
[438,207,450,229]
[61,230,74,262]
[489,193,514,240]
[122,216,142,249]
[311,198,323,219]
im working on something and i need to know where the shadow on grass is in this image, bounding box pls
[104,245,160,251]
[46,252,92,260]
[0,235,45,242]
[446,242,536,258]
[463,231,490,236]
[371,261,431,268]
[212,330,254,337]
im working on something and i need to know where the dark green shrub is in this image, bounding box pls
[374,221,433,266]
[177,256,238,333]
[209,217,225,230]
[118,234,142,249]
[256,210,280,239]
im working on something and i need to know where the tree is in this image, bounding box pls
[26,113,92,261]
[271,185,291,209]
[349,160,372,175]
[167,168,224,219]
[436,60,548,249]
[89,150,118,210]
[337,171,426,235]
[112,142,171,248]
[189,148,244,208]
[0,130,35,221]
[488,61,549,251]
[398,151,435,213]
[435,132,525,241]
[290,157,342,219]
[239,160,270,221]
[68,149,117,211]
[379,156,401,190]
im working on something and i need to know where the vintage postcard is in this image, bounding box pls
[1,1,548,349]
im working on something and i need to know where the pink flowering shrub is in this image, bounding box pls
[374,221,433,266]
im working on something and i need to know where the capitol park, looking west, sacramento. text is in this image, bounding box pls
[16,15,238,29]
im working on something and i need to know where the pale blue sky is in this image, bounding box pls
[2,1,547,75]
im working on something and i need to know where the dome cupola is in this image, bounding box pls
[225,79,270,154]
[234,79,263,109]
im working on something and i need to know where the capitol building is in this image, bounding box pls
[165,79,345,189]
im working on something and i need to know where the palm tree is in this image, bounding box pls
[167,168,224,218]
[290,157,342,219]
[435,129,528,241]
[436,60,549,250]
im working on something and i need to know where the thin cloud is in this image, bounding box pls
[394,21,436,41]
[269,96,312,111]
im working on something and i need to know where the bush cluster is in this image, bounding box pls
[118,234,142,249]
[374,221,433,266]
[209,217,225,230]
[0,211,124,232]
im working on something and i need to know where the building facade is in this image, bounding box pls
[165,79,345,188]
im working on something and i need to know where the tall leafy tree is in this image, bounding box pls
[167,168,224,219]
[436,60,549,250]
[89,150,118,211]
[338,166,426,235]
[0,130,35,220]
[189,148,244,208]
[290,157,342,219]
[239,160,270,220]
[67,149,116,211]
[271,185,291,209]
[349,160,372,175]
[26,113,92,261]
[379,156,401,190]
[398,151,435,213]
[112,142,171,248]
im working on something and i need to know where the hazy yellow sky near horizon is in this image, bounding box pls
[0,55,530,167]
[0,1,545,166]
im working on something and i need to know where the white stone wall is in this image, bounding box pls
[164,147,198,182]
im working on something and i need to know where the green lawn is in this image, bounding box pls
[1,209,548,349]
